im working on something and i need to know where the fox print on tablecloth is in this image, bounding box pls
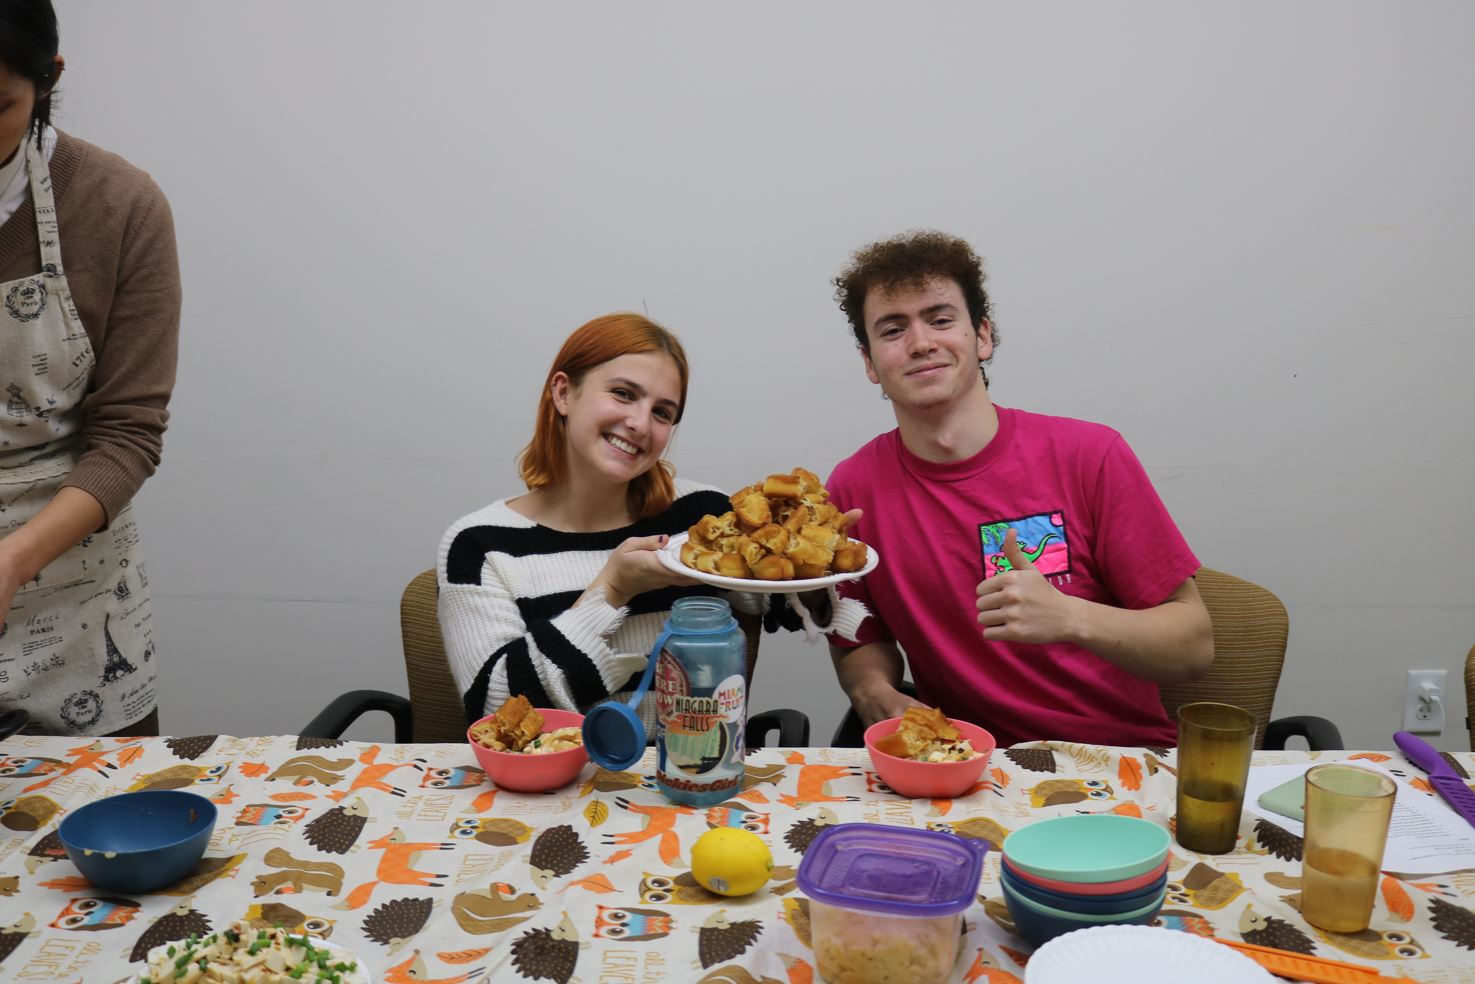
[776,753,861,808]
[337,827,457,910]
[602,799,692,865]
[326,745,427,801]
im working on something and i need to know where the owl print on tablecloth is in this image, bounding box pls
[0,794,61,832]
[126,763,229,792]
[703,801,768,833]
[1166,862,1246,910]
[420,765,487,790]
[1026,778,1113,808]
[0,756,65,781]
[639,871,722,907]
[234,803,310,828]
[243,902,335,939]
[926,816,1010,853]
[450,816,532,846]
[593,904,673,942]
[1312,925,1428,961]
[50,896,142,930]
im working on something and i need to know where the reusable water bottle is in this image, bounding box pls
[652,596,748,806]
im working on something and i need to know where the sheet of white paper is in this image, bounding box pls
[1243,760,1475,874]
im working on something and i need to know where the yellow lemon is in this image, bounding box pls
[691,827,773,897]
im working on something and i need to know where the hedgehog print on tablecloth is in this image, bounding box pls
[1246,817,1303,861]
[530,825,588,888]
[1003,748,1056,773]
[128,898,212,962]
[1430,896,1475,950]
[0,914,38,969]
[164,735,219,760]
[1239,906,1316,954]
[511,914,582,984]
[696,910,762,969]
[782,808,837,855]
[362,896,433,953]
[295,736,345,751]
[25,828,68,873]
[304,797,371,853]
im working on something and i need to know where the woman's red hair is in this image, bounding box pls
[519,313,689,520]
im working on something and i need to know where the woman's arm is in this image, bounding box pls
[0,487,107,622]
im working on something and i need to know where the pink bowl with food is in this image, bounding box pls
[864,716,996,799]
[467,708,588,792]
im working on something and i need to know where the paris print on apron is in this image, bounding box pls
[0,136,157,734]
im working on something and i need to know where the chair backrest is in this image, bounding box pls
[400,568,764,743]
[1156,568,1289,750]
[401,569,468,743]
[1464,644,1475,752]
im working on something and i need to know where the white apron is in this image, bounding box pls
[0,137,157,735]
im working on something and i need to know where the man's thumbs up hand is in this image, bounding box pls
[976,527,1076,643]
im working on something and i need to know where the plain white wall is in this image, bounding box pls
[51,2,1473,749]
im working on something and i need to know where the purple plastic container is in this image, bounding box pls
[797,823,985,984]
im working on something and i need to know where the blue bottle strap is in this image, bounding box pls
[624,616,739,709]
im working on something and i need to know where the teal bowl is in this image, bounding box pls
[1001,814,1169,884]
[1001,878,1166,947]
[58,790,216,894]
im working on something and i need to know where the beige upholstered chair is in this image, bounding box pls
[304,570,804,746]
[834,567,1340,750]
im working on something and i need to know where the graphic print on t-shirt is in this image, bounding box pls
[979,512,1070,579]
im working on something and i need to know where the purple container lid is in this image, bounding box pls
[796,822,986,917]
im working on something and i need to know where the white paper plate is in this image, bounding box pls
[658,531,879,593]
[1025,925,1273,984]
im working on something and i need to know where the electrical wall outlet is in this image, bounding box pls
[1402,669,1447,734]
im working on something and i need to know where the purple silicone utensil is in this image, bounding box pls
[1394,731,1475,830]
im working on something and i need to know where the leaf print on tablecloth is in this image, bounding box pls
[1348,752,1392,763]
[1118,755,1143,791]
[36,876,91,892]
[116,745,146,767]
[1002,748,1055,773]
[511,915,581,984]
[584,799,609,828]
[439,947,494,964]
[1381,877,1416,922]
[570,873,617,894]
[1429,896,1475,950]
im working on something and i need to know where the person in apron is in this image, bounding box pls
[0,3,180,736]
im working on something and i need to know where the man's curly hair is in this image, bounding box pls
[834,230,1000,371]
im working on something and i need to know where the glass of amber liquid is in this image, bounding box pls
[1302,764,1396,932]
[1175,702,1256,854]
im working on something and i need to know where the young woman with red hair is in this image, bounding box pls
[438,314,751,730]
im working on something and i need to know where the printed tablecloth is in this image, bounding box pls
[2,735,1474,983]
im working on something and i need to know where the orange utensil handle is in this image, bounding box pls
[1212,937,1424,984]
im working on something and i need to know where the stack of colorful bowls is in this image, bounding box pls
[998,814,1171,946]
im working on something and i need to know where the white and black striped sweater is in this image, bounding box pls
[438,481,757,733]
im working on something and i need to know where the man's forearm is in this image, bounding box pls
[1068,579,1213,684]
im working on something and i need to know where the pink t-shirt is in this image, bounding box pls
[828,406,1200,748]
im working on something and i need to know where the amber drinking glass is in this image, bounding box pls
[1302,764,1396,933]
[1175,702,1257,854]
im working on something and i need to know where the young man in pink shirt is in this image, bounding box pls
[826,230,1214,748]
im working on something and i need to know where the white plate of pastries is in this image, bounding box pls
[658,468,879,592]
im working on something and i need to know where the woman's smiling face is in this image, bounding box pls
[553,350,683,489]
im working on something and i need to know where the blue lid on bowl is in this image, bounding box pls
[796,822,985,917]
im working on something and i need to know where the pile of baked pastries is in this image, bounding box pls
[681,468,869,580]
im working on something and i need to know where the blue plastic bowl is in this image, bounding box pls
[58,790,216,893]
[999,864,1167,914]
[1001,879,1165,947]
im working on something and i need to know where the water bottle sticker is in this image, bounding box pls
[655,650,733,778]
[714,674,746,725]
